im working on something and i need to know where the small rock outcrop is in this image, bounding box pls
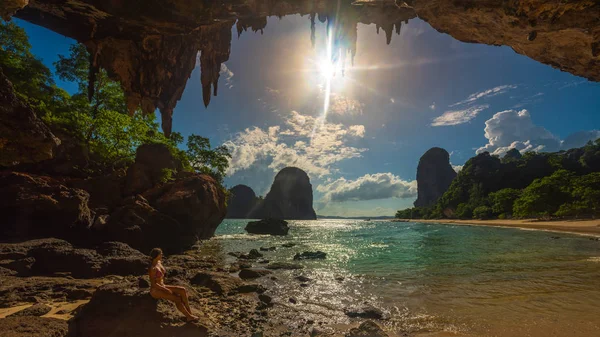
[414,148,457,208]
[226,184,258,218]
[0,68,60,167]
[346,321,388,337]
[245,219,290,236]
[8,303,52,317]
[249,167,316,220]
[238,268,272,280]
[344,305,385,320]
[293,251,327,260]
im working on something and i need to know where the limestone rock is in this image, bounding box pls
[190,271,244,295]
[0,68,60,167]
[245,219,290,236]
[0,316,68,337]
[238,268,272,280]
[250,167,316,220]
[293,251,327,260]
[0,238,148,278]
[101,195,192,254]
[414,147,457,208]
[142,174,227,240]
[8,303,52,317]
[124,143,182,195]
[226,184,258,218]
[0,172,92,243]
[346,320,388,337]
[67,282,210,337]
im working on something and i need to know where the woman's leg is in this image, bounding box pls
[166,286,194,315]
[150,288,194,320]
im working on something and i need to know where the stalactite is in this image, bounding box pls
[310,12,316,48]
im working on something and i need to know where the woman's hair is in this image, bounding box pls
[149,248,163,261]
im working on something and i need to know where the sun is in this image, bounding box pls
[318,57,336,80]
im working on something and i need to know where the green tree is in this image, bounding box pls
[0,21,67,114]
[489,188,521,217]
[472,206,492,219]
[513,170,574,218]
[185,134,231,183]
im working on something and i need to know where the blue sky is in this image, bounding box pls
[16,15,600,217]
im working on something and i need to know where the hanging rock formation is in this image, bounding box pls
[414,147,457,208]
[226,184,258,219]
[250,167,317,220]
[1,1,599,136]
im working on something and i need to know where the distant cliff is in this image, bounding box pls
[250,167,316,220]
[414,147,457,208]
[226,184,258,219]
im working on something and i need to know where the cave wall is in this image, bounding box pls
[2,0,598,135]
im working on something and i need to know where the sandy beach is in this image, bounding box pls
[394,218,600,236]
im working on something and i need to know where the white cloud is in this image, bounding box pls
[429,102,436,110]
[328,94,364,115]
[220,64,234,89]
[450,85,517,107]
[452,165,463,173]
[476,109,599,156]
[431,105,489,126]
[223,111,367,177]
[317,173,417,202]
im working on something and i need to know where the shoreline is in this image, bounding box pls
[393,218,600,237]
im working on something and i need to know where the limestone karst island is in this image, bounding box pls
[1,1,600,337]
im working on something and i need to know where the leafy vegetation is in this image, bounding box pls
[1,21,230,184]
[397,140,600,220]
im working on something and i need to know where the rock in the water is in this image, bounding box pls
[68,282,209,337]
[226,184,259,218]
[344,305,385,320]
[265,262,304,270]
[414,148,457,208]
[293,251,326,260]
[238,268,272,280]
[249,167,317,220]
[123,143,183,195]
[259,246,276,251]
[8,303,52,317]
[346,320,388,337]
[295,275,311,282]
[0,68,60,167]
[0,316,68,337]
[245,219,289,236]
[0,172,93,243]
[281,243,296,248]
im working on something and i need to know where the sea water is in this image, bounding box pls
[204,219,600,336]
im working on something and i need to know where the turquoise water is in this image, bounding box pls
[207,219,600,336]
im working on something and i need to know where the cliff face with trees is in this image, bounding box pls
[397,141,600,220]
[0,22,231,253]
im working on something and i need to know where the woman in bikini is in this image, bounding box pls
[148,248,198,321]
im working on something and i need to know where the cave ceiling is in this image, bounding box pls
[2,0,599,136]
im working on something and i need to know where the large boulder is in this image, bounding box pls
[143,174,227,240]
[226,184,258,218]
[0,172,93,243]
[245,219,289,236]
[100,195,195,254]
[414,148,457,208]
[0,68,60,167]
[67,282,210,337]
[123,143,183,195]
[249,167,316,220]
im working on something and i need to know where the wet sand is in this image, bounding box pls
[395,219,600,236]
